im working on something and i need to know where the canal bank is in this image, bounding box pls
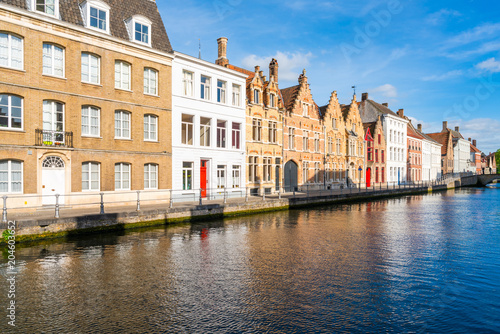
[0,183,454,244]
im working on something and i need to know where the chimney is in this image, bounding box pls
[382,103,389,107]
[473,140,477,147]
[397,109,404,117]
[468,138,472,142]
[443,121,448,131]
[455,126,460,132]
[269,58,279,83]
[255,65,260,73]
[259,70,264,78]
[362,93,368,101]
[215,37,229,67]
[418,124,422,132]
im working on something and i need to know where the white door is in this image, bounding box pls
[42,156,65,205]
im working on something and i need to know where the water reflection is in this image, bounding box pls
[1,189,499,333]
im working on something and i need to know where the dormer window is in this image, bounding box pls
[30,0,59,17]
[269,93,276,108]
[253,89,260,104]
[81,0,110,34]
[126,15,152,46]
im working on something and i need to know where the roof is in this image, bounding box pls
[280,85,300,111]
[360,99,399,117]
[470,144,481,153]
[427,132,451,156]
[407,123,425,140]
[1,0,172,53]
[450,129,464,139]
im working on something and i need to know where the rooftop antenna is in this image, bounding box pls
[352,85,356,96]
[198,39,201,59]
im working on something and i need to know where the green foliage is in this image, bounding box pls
[2,229,13,242]
[496,149,500,173]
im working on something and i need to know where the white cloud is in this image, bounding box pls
[443,22,500,50]
[426,9,461,25]
[371,84,398,98]
[422,70,464,81]
[452,118,500,153]
[241,51,313,81]
[475,58,500,73]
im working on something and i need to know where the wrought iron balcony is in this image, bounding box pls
[35,129,73,148]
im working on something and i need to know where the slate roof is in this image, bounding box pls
[0,0,172,53]
[450,129,464,140]
[359,99,399,117]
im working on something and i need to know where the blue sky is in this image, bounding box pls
[159,0,500,153]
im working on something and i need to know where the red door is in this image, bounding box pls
[200,160,207,198]
[366,168,371,188]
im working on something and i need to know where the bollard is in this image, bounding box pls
[279,188,282,200]
[136,191,141,211]
[262,189,265,201]
[100,192,105,214]
[169,190,173,208]
[55,194,60,218]
[199,188,203,205]
[2,195,7,223]
[245,188,249,202]
[224,189,227,204]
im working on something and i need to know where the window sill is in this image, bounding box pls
[115,88,133,93]
[144,93,159,98]
[0,65,25,72]
[82,135,102,139]
[43,74,66,80]
[144,140,159,143]
[0,128,25,133]
[81,81,102,87]
[115,137,132,141]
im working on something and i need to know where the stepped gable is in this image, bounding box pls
[280,85,300,111]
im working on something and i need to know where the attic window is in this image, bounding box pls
[81,0,110,34]
[126,15,152,47]
[31,0,59,17]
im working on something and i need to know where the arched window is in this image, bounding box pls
[43,43,64,77]
[0,94,23,130]
[115,60,131,90]
[115,110,131,139]
[144,164,158,189]
[82,162,100,191]
[144,68,158,95]
[0,32,23,70]
[82,105,100,137]
[115,163,130,190]
[43,100,65,144]
[0,160,23,193]
[42,156,65,168]
[144,114,158,141]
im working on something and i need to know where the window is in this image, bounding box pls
[376,167,379,183]
[367,141,373,161]
[303,161,309,183]
[144,164,158,189]
[382,167,385,183]
[263,157,272,182]
[381,150,385,163]
[0,33,23,70]
[249,156,258,183]
[289,128,295,150]
[144,115,157,141]
[43,43,64,77]
[303,131,309,151]
[253,89,260,104]
[115,61,131,90]
[352,124,356,132]
[81,53,100,84]
[378,134,381,144]
[390,148,393,161]
[314,133,320,152]
[314,162,320,183]
[200,117,211,147]
[332,118,337,129]
[201,76,211,100]
[232,166,240,188]
[82,162,100,191]
[0,95,23,130]
[217,165,226,188]
[115,163,130,190]
[375,149,379,163]
[217,120,226,148]
[42,100,64,144]
[182,162,193,190]
[270,93,276,108]
[0,160,22,193]
[328,137,333,154]
[183,70,194,96]
[181,114,193,145]
[217,80,226,103]
[390,130,393,142]
[115,110,131,139]
[268,121,277,144]
[81,106,100,137]
[32,0,58,16]
[336,139,341,155]
[144,68,158,95]
[232,84,241,106]
[252,119,262,141]
[232,123,241,149]
[302,103,308,117]
[134,22,149,44]
[83,1,110,33]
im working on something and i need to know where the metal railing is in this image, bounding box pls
[35,129,74,148]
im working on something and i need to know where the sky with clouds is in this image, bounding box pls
[158,0,500,154]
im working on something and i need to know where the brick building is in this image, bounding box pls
[427,122,455,176]
[0,0,173,207]
[407,122,424,182]
[363,115,386,186]
[341,96,366,184]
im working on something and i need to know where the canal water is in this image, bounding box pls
[1,188,499,333]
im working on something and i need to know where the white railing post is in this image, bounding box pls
[136,191,141,212]
[169,190,173,208]
[245,187,249,202]
[2,195,8,223]
[224,189,227,204]
[100,192,105,214]
[199,188,203,205]
[55,194,60,218]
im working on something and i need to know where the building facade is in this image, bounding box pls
[407,122,423,182]
[427,122,455,176]
[451,126,473,173]
[171,51,247,200]
[363,115,386,186]
[341,97,366,184]
[416,124,442,181]
[0,0,173,207]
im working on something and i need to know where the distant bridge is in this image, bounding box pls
[461,174,500,187]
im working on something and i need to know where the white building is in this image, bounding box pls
[359,94,408,184]
[451,127,472,173]
[172,52,247,200]
[417,124,442,181]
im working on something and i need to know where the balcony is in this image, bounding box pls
[35,129,73,148]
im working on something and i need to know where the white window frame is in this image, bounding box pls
[181,114,194,145]
[232,165,240,188]
[182,162,193,190]
[0,94,23,131]
[217,120,226,148]
[232,84,241,106]
[115,110,131,139]
[81,0,110,34]
[81,105,100,137]
[182,70,194,97]
[249,156,258,183]
[303,130,309,152]
[252,118,262,142]
[115,163,131,191]
[263,157,272,182]
[302,103,309,117]
[115,60,131,90]
[289,128,295,150]
[0,160,23,194]
[144,114,158,141]
[0,33,23,70]
[144,68,158,96]
[30,0,60,17]
[201,75,211,100]
[269,93,276,108]
[43,43,64,77]
[253,89,260,104]
[127,15,152,46]
[81,52,100,84]
[217,165,226,189]
[144,163,158,190]
[314,133,320,152]
[232,123,241,149]
[303,161,309,183]
[82,162,100,192]
[200,117,211,147]
[268,121,277,144]
[217,80,226,103]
